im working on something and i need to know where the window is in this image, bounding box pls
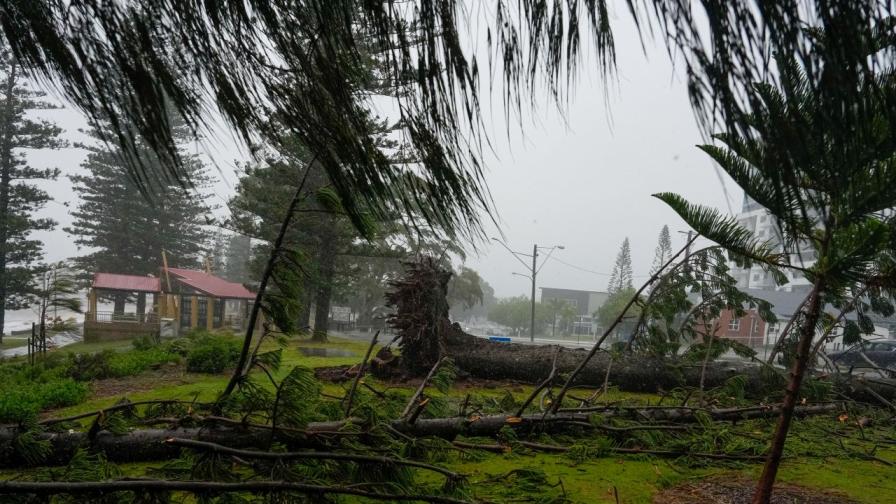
[728,318,740,331]
[751,318,760,334]
[768,322,778,333]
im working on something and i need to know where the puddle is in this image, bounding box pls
[298,347,357,358]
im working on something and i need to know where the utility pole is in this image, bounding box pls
[492,238,565,343]
[530,244,538,343]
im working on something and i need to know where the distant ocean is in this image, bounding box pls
[3,293,114,335]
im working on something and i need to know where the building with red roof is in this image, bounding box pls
[85,266,257,342]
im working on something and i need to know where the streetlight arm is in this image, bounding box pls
[535,245,564,275]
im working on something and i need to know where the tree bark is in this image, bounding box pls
[0,403,842,468]
[395,324,896,402]
[753,281,824,504]
[312,234,336,342]
[436,325,773,394]
[112,293,127,315]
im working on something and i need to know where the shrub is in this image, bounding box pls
[65,347,180,381]
[107,348,180,377]
[131,334,160,351]
[0,379,88,423]
[186,334,241,373]
[66,351,113,381]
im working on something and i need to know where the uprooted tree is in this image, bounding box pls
[376,256,895,402]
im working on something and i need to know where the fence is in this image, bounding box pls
[86,311,160,324]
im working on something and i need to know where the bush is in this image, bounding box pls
[132,334,161,351]
[186,334,241,374]
[66,351,113,381]
[0,379,88,423]
[66,347,180,381]
[107,348,180,377]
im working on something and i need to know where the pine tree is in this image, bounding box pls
[607,238,633,295]
[0,45,67,341]
[66,112,213,277]
[222,233,252,284]
[649,225,673,276]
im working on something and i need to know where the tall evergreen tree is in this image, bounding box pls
[0,45,66,340]
[649,225,673,276]
[607,238,633,295]
[66,114,213,277]
[222,233,252,284]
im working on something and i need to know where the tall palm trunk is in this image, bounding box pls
[752,279,824,503]
[0,60,18,344]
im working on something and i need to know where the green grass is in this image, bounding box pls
[5,332,894,503]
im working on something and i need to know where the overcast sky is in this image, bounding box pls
[25,8,741,300]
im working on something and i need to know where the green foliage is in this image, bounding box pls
[271,365,321,428]
[185,333,241,374]
[0,44,66,317]
[66,104,214,276]
[107,348,179,377]
[447,267,484,311]
[0,378,87,423]
[487,296,554,334]
[607,237,634,295]
[431,358,457,394]
[597,287,641,330]
[67,348,179,381]
[653,193,786,276]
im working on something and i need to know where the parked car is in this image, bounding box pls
[829,339,896,376]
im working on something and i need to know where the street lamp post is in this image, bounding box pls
[493,238,564,342]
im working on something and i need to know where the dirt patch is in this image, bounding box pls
[653,476,858,504]
[87,363,192,398]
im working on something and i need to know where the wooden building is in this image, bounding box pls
[84,268,256,342]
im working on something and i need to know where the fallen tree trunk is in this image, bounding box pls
[376,324,896,402]
[436,326,760,392]
[0,403,842,467]
[390,402,843,439]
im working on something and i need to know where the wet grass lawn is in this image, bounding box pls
[12,334,896,503]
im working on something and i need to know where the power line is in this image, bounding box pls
[547,255,650,278]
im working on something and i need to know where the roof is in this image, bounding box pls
[93,273,161,293]
[166,268,256,300]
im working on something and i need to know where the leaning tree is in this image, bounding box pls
[653,21,896,502]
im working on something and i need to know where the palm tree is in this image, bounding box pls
[654,29,896,502]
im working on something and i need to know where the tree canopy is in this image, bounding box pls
[3,1,893,244]
[67,113,214,276]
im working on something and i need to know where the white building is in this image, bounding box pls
[731,196,816,293]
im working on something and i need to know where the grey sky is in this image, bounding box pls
[25,10,739,300]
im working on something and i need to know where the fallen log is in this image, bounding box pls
[0,403,842,467]
[378,324,896,402]
[390,402,843,439]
